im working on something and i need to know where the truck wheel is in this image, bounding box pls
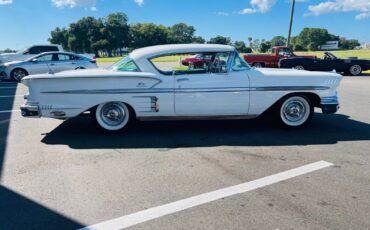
[253,63,264,68]
[349,65,362,76]
[275,95,313,128]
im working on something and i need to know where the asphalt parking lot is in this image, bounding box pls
[1,72,370,229]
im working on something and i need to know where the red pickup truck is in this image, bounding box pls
[243,46,316,68]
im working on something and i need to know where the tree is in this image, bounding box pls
[260,41,271,53]
[168,23,195,44]
[102,13,130,56]
[270,36,287,47]
[248,37,253,47]
[251,39,261,51]
[208,35,231,45]
[339,38,360,49]
[233,41,248,53]
[49,27,69,50]
[192,36,205,44]
[129,23,169,49]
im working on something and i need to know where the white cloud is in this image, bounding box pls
[215,11,229,16]
[239,0,277,15]
[306,0,370,20]
[134,0,144,6]
[51,0,96,8]
[250,0,277,13]
[0,0,12,5]
[239,8,257,14]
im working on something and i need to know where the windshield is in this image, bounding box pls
[109,56,141,72]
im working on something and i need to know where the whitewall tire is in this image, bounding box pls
[277,96,313,128]
[94,102,132,132]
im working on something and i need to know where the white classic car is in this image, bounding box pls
[21,44,342,132]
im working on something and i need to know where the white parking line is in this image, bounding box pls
[80,161,333,230]
[0,110,20,114]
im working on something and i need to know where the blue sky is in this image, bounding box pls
[0,0,369,50]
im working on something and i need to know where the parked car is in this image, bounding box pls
[0,44,63,64]
[279,52,370,76]
[181,54,212,68]
[20,44,342,132]
[243,46,316,68]
[0,52,98,82]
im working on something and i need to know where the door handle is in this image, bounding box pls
[71,62,77,64]
[49,63,55,66]
[177,78,189,82]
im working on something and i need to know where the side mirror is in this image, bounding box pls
[23,50,29,55]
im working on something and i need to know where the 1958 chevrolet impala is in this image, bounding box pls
[21,44,342,132]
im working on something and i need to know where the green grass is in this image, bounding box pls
[96,57,124,63]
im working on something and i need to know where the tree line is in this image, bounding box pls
[46,12,359,56]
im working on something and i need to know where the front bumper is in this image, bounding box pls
[320,95,339,114]
[20,104,40,117]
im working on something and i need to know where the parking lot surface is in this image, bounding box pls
[1,74,370,229]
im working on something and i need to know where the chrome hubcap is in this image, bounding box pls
[350,65,361,75]
[280,97,310,126]
[100,103,126,127]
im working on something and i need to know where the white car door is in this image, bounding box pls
[27,53,58,75]
[174,52,250,116]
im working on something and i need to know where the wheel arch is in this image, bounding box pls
[84,101,137,119]
[11,67,29,77]
[261,92,320,117]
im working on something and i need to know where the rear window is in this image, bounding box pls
[42,46,59,52]
[109,56,141,72]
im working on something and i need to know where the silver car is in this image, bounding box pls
[0,52,98,82]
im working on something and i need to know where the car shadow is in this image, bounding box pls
[41,113,370,149]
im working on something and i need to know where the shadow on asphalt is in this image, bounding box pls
[42,113,370,149]
[0,81,84,229]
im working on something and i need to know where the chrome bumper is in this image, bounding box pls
[20,104,40,118]
[320,95,339,114]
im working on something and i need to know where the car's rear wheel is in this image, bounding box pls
[276,95,313,128]
[253,62,264,68]
[293,65,305,70]
[349,65,362,76]
[94,102,133,132]
[11,68,28,82]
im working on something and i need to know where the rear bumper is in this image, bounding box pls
[20,104,40,118]
[320,95,339,114]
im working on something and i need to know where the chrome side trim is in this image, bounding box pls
[41,86,329,94]
[137,114,259,121]
[251,86,330,91]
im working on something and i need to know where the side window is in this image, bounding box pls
[278,48,291,56]
[58,54,71,61]
[35,54,53,62]
[29,46,41,55]
[232,54,250,71]
[149,52,231,75]
[109,56,141,72]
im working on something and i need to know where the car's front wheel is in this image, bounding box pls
[94,102,133,132]
[11,68,28,82]
[293,65,305,70]
[276,95,313,128]
[349,65,362,76]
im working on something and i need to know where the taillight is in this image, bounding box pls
[90,60,96,64]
